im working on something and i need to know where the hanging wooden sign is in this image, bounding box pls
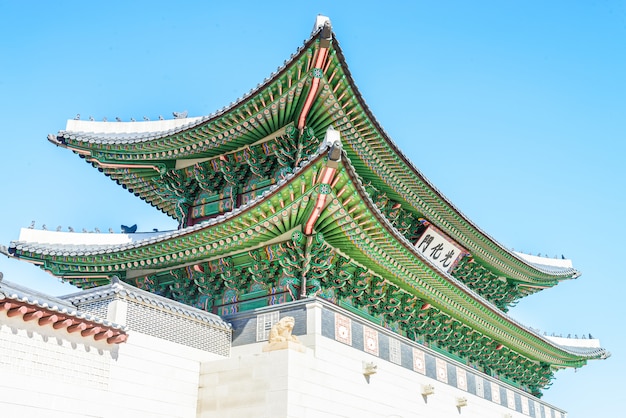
[415,224,467,273]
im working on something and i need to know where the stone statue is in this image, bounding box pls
[263,316,305,352]
[268,316,300,344]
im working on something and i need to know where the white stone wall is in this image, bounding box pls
[1,295,567,418]
[197,343,289,418]
[108,332,219,417]
[289,336,523,418]
[0,310,225,418]
[197,301,564,418]
[197,338,534,418]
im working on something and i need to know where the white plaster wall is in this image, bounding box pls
[0,312,225,418]
[0,313,115,417]
[1,299,558,418]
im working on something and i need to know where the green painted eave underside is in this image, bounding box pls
[13,155,593,369]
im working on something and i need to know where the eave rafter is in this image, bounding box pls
[101,126,299,219]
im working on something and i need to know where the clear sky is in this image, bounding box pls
[1,1,624,416]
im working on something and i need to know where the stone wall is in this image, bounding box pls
[198,299,566,418]
[1,284,568,418]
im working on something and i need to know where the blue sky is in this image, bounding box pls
[1,1,624,416]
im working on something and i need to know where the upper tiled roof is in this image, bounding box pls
[11,228,171,256]
[57,116,205,143]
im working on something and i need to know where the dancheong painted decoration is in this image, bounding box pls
[3,16,608,397]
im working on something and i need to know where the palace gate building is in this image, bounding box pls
[0,16,608,418]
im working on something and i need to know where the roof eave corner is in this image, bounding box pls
[312,15,332,39]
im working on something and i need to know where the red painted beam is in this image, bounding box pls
[23,310,44,322]
[67,322,87,333]
[107,334,128,344]
[38,314,59,326]
[81,326,102,337]
[94,330,114,341]
[7,305,29,318]
[0,301,14,311]
[53,318,74,330]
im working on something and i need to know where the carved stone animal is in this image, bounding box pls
[268,316,299,344]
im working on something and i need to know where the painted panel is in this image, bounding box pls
[389,338,401,365]
[456,366,467,391]
[436,358,448,383]
[507,388,515,410]
[475,375,484,398]
[363,326,379,356]
[491,381,501,404]
[335,313,352,346]
[412,347,426,374]
[522,395,530,415]
[256,311,280,341]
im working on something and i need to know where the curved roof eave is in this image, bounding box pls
[52,29,323,149]
[6,144,607,365]
[326,34,579,283]
[333,151,607,364]
[7,149,329,261]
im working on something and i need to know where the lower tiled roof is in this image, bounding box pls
[0,276,128,344]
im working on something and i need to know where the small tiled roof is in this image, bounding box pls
[0,275,128,344]
[62,277,231,331]
[10,229,172,257]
